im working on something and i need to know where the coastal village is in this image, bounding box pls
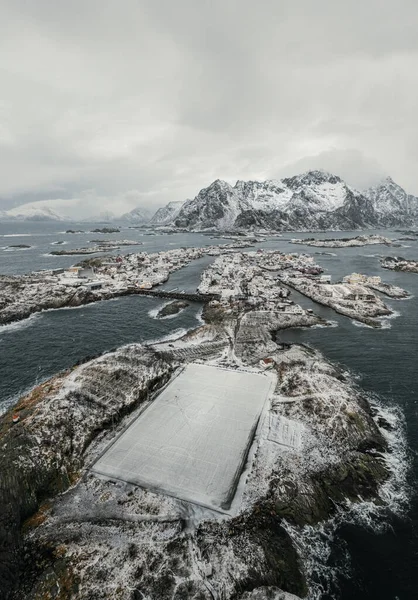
[0,241,409,329]
[197,251,404,328]
[0,242,251,326]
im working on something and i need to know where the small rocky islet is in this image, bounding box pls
[155,300,189,318]
[381,256,418,274]
[90,227,120,234]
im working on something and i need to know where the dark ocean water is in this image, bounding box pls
[1,223,418,599]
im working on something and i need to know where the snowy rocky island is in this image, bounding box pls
[290,234,394,248]
[381,256,418,274]
[0,247,403,600]
[281,274,394,327]
[50,240,143,255]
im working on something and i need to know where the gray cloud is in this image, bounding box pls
[1,0,418,218]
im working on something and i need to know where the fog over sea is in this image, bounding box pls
[1,221,418,599]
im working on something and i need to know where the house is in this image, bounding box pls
[259,357,274,369]
[66,266,82,276]
[346,291,375,302]
[343,273,366,285]
[79,267,95,279]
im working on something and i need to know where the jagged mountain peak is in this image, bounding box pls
[208,179,233,190]
[283,169,343,188]
[384,175,396,184]
[363,177,418,224]
[365,177,407,201]
[368,175,401,190]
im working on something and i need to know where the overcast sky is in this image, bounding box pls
[1,0,417,218]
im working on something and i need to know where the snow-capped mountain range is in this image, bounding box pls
[1,171,417,230]
[167,171,418,231]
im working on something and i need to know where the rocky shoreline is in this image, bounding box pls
[0,250,407,600]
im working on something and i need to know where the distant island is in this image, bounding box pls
[290,234,394,248]
[50,240,143,255]
[90,227,120,234]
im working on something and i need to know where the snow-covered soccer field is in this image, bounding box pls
[92,363,273,511]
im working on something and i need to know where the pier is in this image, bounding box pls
[130,288,220,303]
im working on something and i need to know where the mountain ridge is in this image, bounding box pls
[4,203,64,221]
[166,171,418,231]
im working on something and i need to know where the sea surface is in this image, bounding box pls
[1,223,418,599]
